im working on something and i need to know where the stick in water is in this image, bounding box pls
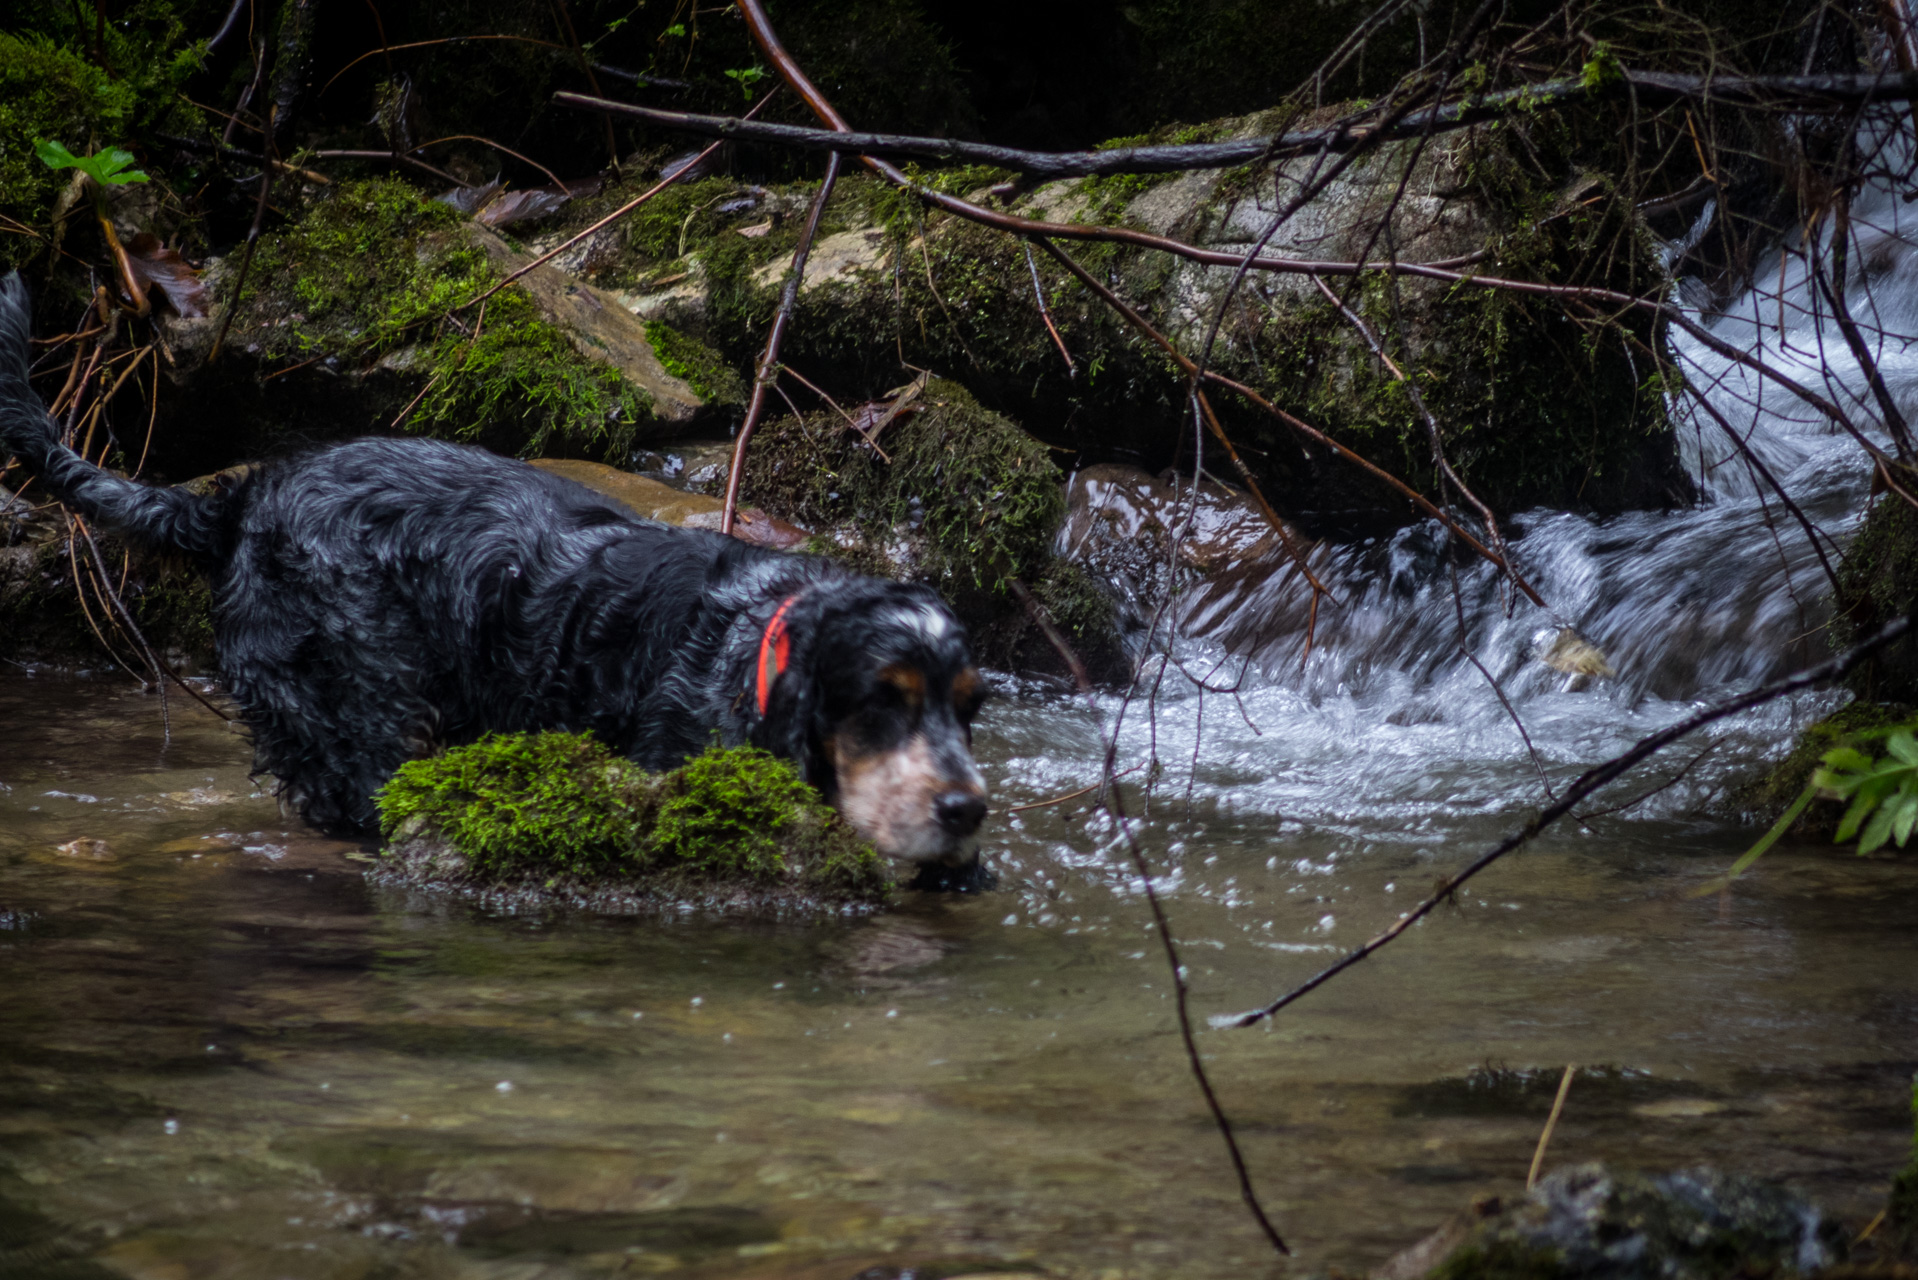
[1527,1064,1577,1190]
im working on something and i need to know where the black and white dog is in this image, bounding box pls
[0,273,988,865]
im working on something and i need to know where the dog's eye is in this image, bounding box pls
[950,667,985,721]
[876,664,926,712]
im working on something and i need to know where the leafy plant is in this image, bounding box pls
[33,138,148,187]
[1819,731,1918,851]
[723,65,767,98]
[1710,728,1918,891]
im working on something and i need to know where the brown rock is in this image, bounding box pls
[527,458,809,550]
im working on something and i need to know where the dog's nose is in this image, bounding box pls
[934,789,987,836]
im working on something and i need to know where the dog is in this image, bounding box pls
[0,273,989,866]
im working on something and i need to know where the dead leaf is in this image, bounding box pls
[478,186,573,228]
[54,837,113,861]
[437,178,503,216]
[123,233,210,318]
[1537,627,1614,678]
[849,370,930,442]
[442,176,603,229]
[735,219,774,238]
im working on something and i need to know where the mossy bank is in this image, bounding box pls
[371,733,894,916]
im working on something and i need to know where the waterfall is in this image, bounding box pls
[1037,129,1918,822]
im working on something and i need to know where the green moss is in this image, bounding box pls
[1739,701,1918,825]
[745,378,1065,593]
[1032,558,1116,649]
[373,733,889,899]
[243,178,651,459]
[414,292,653,460]
[376,732,648,878]
[651,746,821,879]
[643,320,745,406]
[1834,489,1918,702]
[1430,1240,1566,1280]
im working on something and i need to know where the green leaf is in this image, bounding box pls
[1893,793,1918,847]
[1860,800,1898,854]
[1818,745,1876,774]
[33,138,149,186]
[1888,731,1918,766]
[1836,787,1882,843]
[34,138,83,170]
[723,65,766,99]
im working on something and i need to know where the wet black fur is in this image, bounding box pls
[0,274,982,838]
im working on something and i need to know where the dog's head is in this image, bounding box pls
[759,580,988,864]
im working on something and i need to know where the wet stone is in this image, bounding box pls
[1410,1162,1844,1280]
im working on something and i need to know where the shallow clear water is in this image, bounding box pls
[3,670,1915,1280]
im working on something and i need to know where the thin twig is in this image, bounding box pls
[1527,1064,1577,1190]
[1008,575,1092,693]
[209,105,280,363]
[1022,239,1075,377]
[721,149,843,535]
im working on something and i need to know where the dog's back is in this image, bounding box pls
[211,436,756,831]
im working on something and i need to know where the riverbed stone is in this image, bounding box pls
[1401,1163,1844,1280]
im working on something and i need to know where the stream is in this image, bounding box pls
[5,119,1918,1280]
[1,660,1914,1279]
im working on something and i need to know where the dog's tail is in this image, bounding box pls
[1,272,230,561]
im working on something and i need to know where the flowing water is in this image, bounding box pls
[6,144,1918,1280]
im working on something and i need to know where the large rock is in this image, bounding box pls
[1386,1163,1844,1280]
[584,112,1688,530]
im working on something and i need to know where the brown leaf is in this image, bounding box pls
[735,219,774,239]
[477,186,573,228]
[123,233,210,319]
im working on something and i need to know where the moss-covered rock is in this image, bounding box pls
[190,177,705,462]
[1734,699,1918,836]
[1423,1163,1843,1280]
[373,733,892,914]
[743,378,1063,593]
[1834,488,1918,703]
[734,378,1129,679]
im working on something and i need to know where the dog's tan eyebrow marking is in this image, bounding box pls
[879,663,926,708]
[951,667,980,707]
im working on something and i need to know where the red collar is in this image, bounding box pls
[754,593,803,715]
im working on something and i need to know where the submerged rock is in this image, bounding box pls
[1398,1163,1843,1280]
[370,733,893,917]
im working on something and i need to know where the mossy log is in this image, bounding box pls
[372,733,894,916]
